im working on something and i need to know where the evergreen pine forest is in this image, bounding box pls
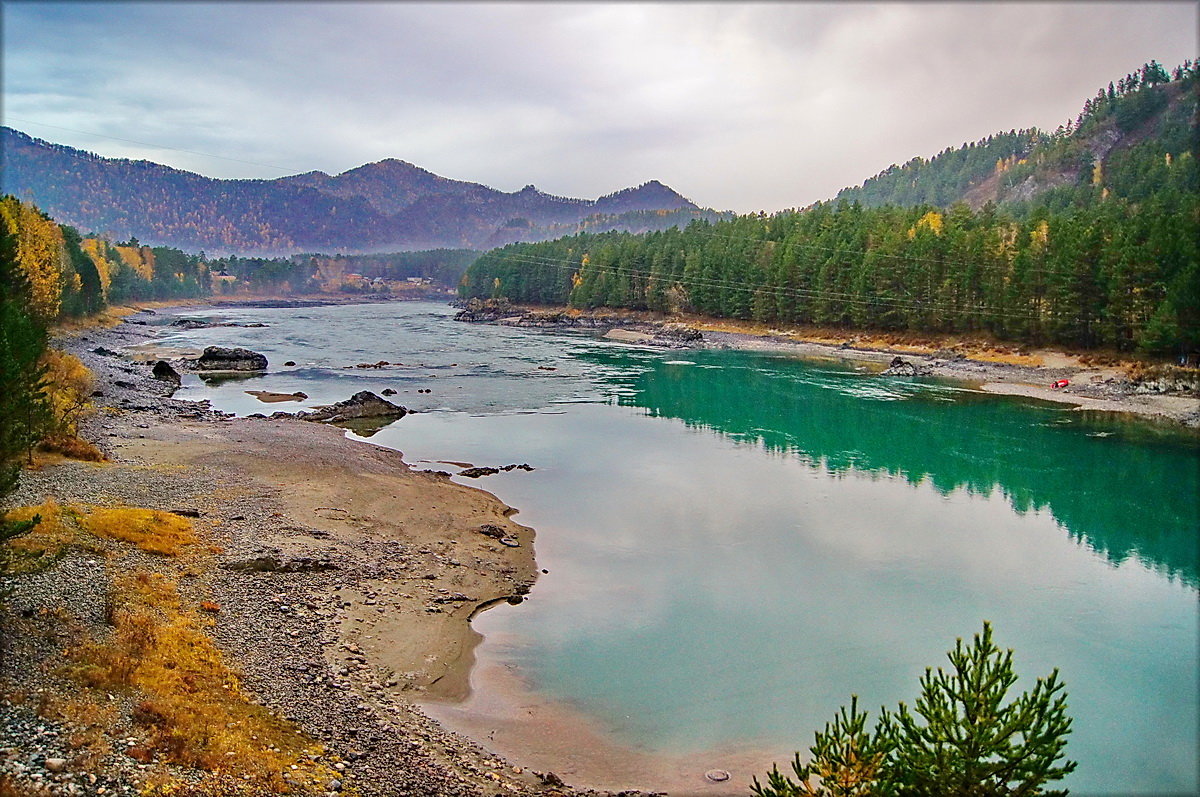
[461,61,1200,356]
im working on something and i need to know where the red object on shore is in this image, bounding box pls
[1052,379,1070,389]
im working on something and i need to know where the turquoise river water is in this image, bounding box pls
[148,300,1199,795]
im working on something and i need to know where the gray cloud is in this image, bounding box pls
[3,1,1196,213]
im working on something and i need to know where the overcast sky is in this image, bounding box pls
[3,2,1195,213]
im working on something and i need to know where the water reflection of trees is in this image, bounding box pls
[612,352,1199,588]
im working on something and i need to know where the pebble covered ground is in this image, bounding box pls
[1,314,667,797]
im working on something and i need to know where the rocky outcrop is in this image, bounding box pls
[452,297,517,323]
[193,346,268,371]
[657,322,702,342]
[222,551,337,573]
[151,360,181,384]
[1130,367,1200,396]
[172,318,269,330]
[881,356,931,377]
[298,391,407,424]
[455,301,704,347]
[458,464,534,478]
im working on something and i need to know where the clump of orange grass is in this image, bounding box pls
[64,572,335,792]
[0,500,88,573]
[5,502,339,793]
[80,506,197,556]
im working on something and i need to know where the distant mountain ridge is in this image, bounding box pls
[0,127,706,255]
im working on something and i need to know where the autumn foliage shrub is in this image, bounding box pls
[37,348,98,442]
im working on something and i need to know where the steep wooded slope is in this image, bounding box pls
[836,60,1196,212]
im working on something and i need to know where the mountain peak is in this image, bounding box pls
[594,179,696,212]
[338,157,436,179]
[0,127,710,255]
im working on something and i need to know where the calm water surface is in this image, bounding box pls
[152,301,1199,795]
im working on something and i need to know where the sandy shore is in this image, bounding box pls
[0,315,627,796]
[694,329,1200,428]
[459,302,1199,427]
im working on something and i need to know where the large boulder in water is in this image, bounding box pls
[298,390,407,424]
[194,346,268,371]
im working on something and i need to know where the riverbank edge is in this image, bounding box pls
[0,309,639,796]
[454,301,1199,428]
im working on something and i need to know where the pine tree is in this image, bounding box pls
[878,623,1076,796]
[754,623,1076,797]
[752,696,890,797]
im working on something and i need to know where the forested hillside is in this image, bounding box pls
[461,62,1199,356]
[0,195,212,496]
[837,60,1196,212]
[0,130,713,256]
[0,196,210,312]
[206,249,480,295]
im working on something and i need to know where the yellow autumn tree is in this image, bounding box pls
[37,349,103,461]
[0,197,66,321]
[907,210,944,239]
[114,245,155,281]
[1029,219,1050,252]
[992,222,1020,261]
[81,238,116,299]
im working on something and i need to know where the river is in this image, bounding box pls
[147,300,1199,795]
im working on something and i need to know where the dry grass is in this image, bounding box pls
[4,456,340,791]
[0,501,92,573]
[37,433,106,462]
[52,305,137,333]
[0,773,42,797]
[80,506,197,556]
[4,500,339,793]
[2,503,199,565]
[1126,360,1200,380]
[37,693,122,771]
[62,571,335,791]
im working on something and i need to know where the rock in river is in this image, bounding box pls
[881,356,928,377]
[194,346,268,371]
[298,390,407,424]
